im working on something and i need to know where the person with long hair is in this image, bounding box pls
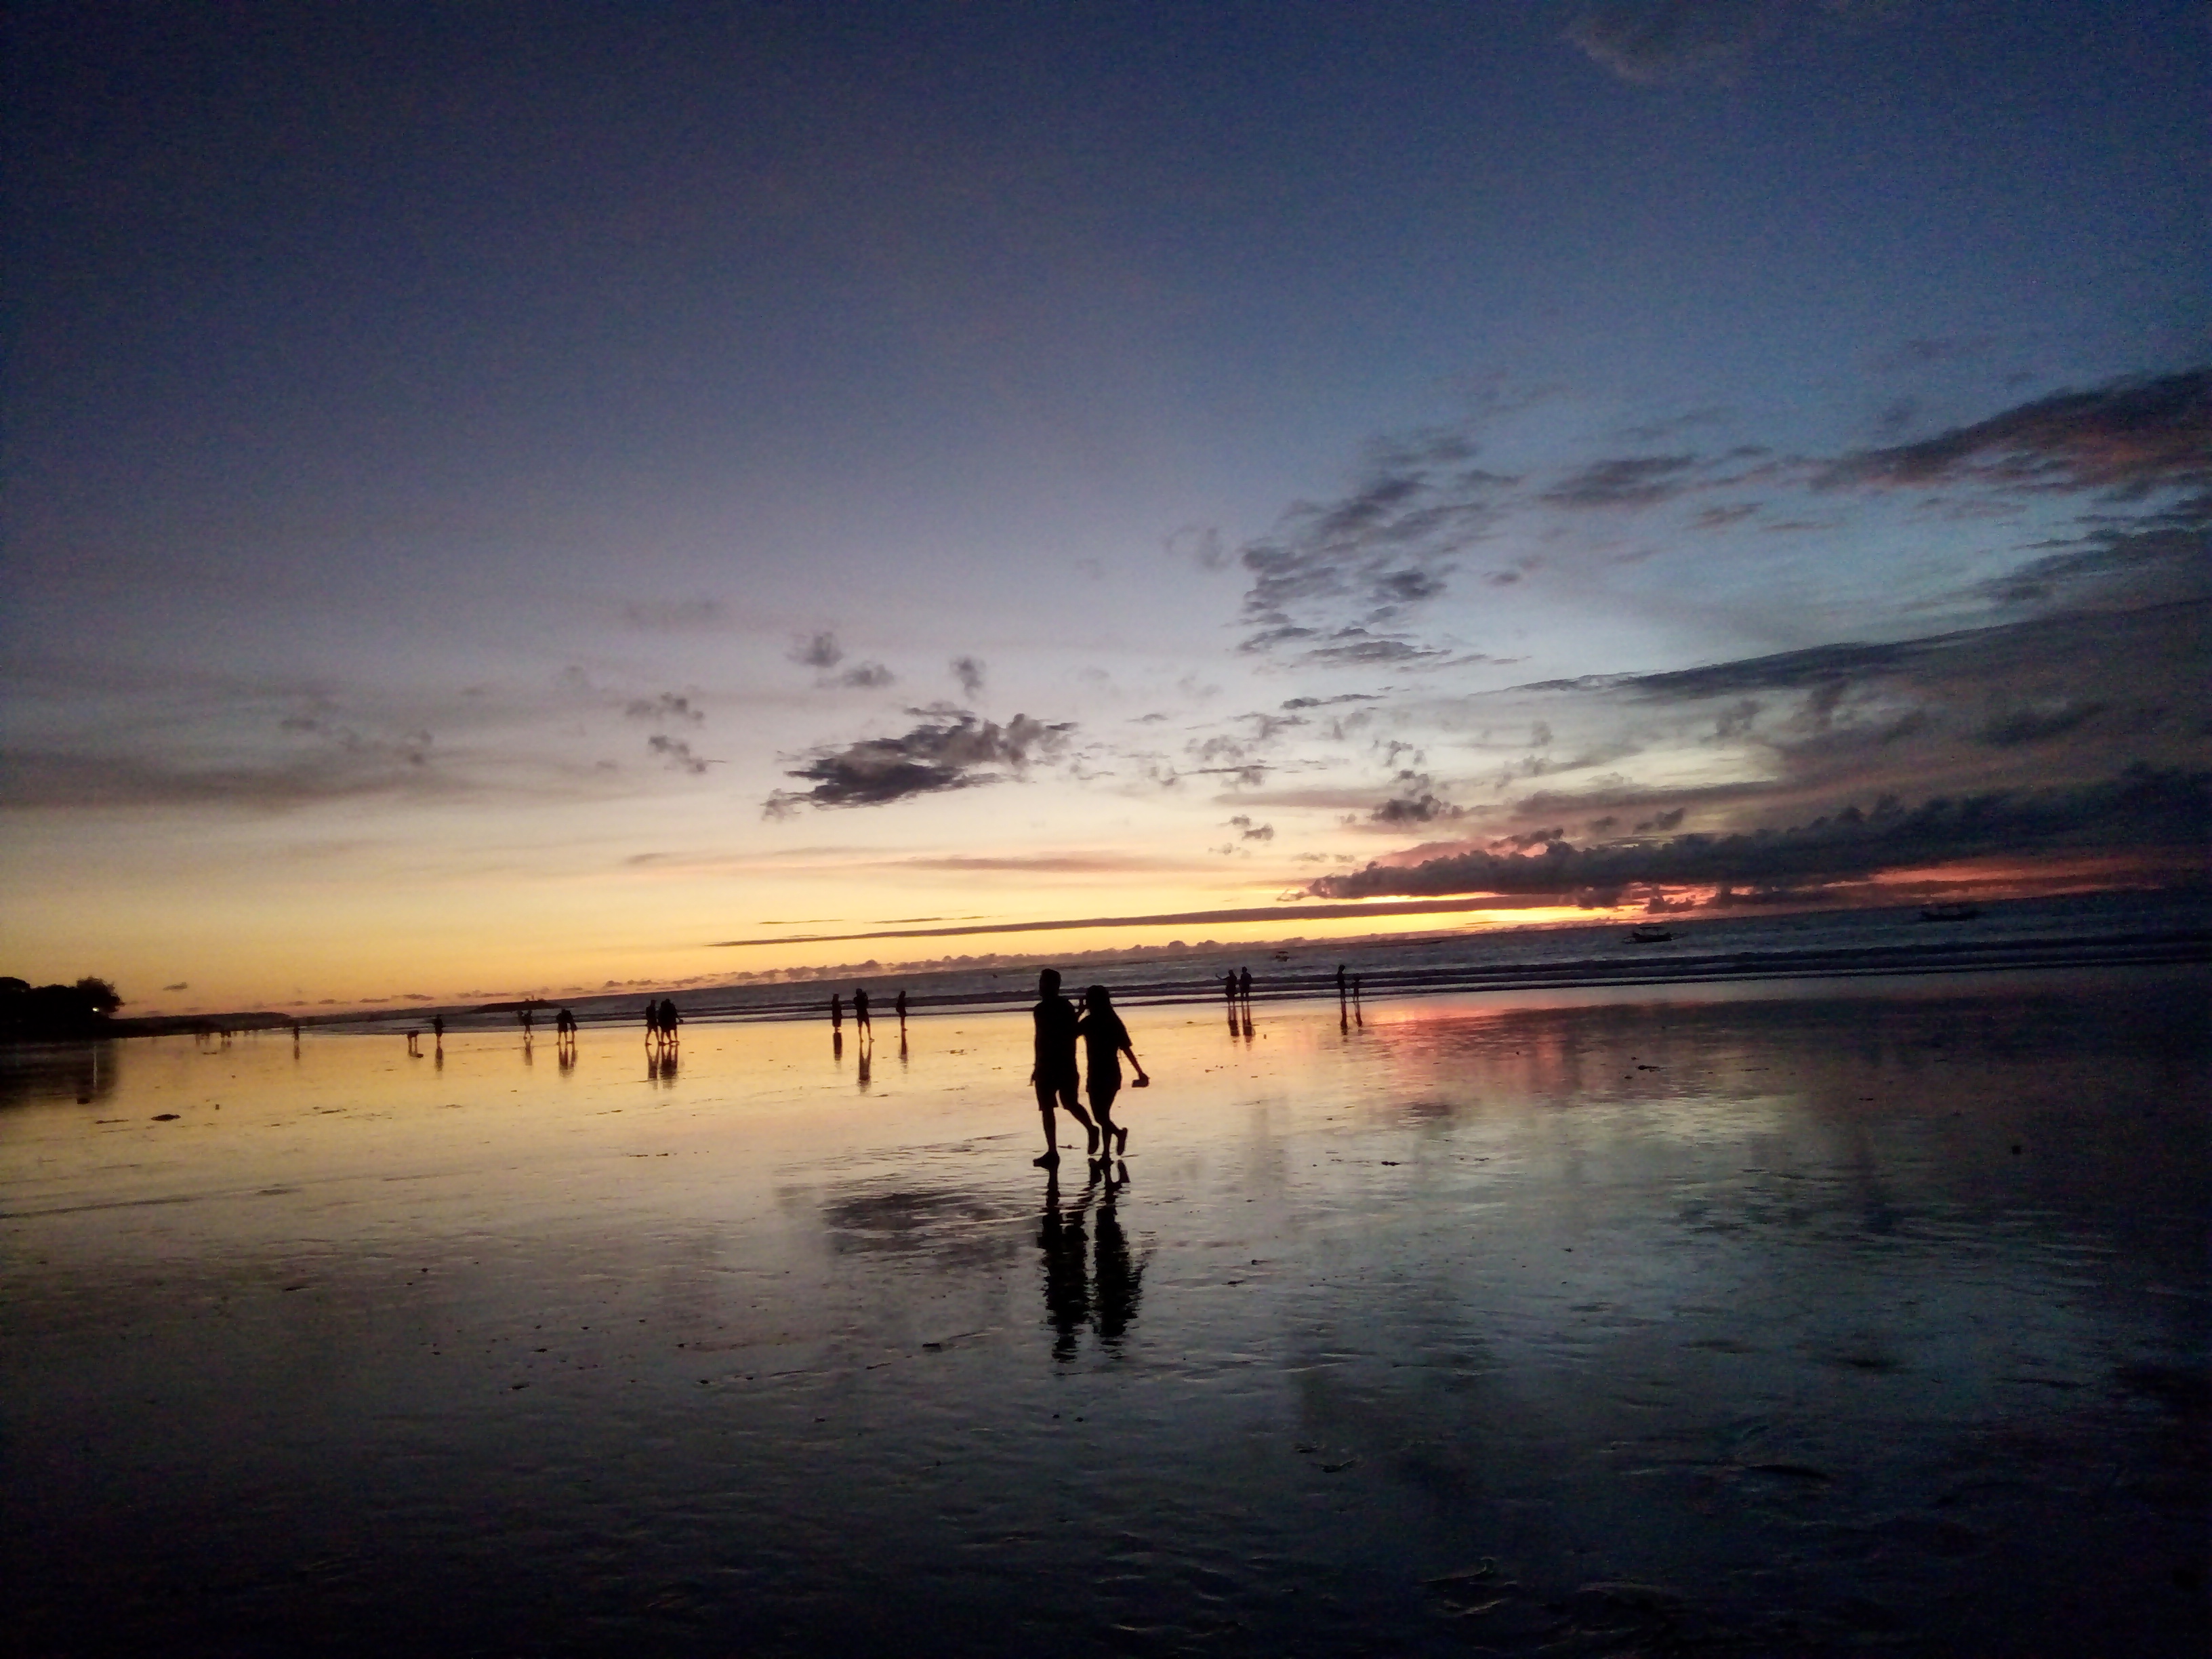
[1078,984,1147,1158]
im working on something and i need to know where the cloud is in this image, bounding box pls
[836,662,896,689]
[163,981,188,991]
[1227,815,1275,840]
[1539,453,1700,509]
[764,708,1076,813]
[951,656,986,698]
[0,746,459,811]
[621,598,729,632]
[1977,703,2105,748]
[1236,430,1515,654]
[1167,525,1232,571]
[623,693,704,724]
[1566,0,1778,85]
[1373,793,1465,826]
[1309,766,2209,900]
[647,735,712,775]
[1814,368,2212,497]
[791,631,844,670]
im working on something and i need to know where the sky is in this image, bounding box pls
[4,0,2207,1016]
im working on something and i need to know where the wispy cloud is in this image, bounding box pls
[1236,430,1515,657]
[623,693,705,724]
[648,734,712,775]
[789,628,894,689]
[621,598,730,632]
[1814,369,2211,496]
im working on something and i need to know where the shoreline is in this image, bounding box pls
[23,924,2205,1046]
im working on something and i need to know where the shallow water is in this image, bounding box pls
[3,969,2206,1656]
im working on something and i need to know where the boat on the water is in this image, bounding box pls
[1920,902,1981,922]
[1629,924,1673,943]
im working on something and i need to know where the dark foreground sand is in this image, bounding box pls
[3,967,2205,1656]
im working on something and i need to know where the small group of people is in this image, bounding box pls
[830,987,909,1034]
[1031,969,1147,1168]
[642,998,680,1044]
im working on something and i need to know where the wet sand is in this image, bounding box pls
[3,968,2206,1656]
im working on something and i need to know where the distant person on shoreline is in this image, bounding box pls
[1223,970,1237,1009]
[657,999,679,1044]
[830,993,843,1032]
[1237,966,1252,1005]
[643,1001,659,1042]
[1078,985,1147,1159]
[432,1014,445,1046]
[1029,968,1097,1167]
[853,987,871,1033]
[894,988,908,1031]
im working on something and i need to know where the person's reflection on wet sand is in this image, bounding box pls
[855,1035,872,1092]
[832,1029,844,1063]
[1090,1164,1143,1347]
[1038,1168,1093,1363]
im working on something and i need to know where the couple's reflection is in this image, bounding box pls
[1038,1163,1144,1361]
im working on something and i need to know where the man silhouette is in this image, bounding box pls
[1029,968,1097,1166]
[853,987,871,1033]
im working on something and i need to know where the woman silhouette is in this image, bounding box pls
[1077,985,1147,1158]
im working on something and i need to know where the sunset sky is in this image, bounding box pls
[5,1,2207,1015]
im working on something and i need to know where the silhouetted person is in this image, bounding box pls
[1335,962,1347,998]
[1237,966,1252,1005]
[644,1000,659,1042]
[1030,968,1097,1166]
[432,1014,445,1046]
[894,988,908,1030]
[853,987,870,1032]
[518,1005,535,1038]
[406,1029,421,1056]
[1078,985,1147,1159]
[657,998,679,1044]
[1223,970,1237,1010]
[830,993,843,1032]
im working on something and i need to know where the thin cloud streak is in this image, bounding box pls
[708,893,1567,949]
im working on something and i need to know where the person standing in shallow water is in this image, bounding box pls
[1078,985,1147,1158]
[1029,968,1097,1166]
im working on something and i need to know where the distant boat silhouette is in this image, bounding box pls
[1629,924,1673,943]
[1920,902,1981,922]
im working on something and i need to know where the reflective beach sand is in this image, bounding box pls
[3,969,2206,1656]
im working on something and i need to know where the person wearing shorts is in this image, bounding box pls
[1030,968,1096,1166]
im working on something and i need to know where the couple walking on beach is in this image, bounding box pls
[1031,969,1147,1166]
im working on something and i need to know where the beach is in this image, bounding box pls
[3,965,2206,1656]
